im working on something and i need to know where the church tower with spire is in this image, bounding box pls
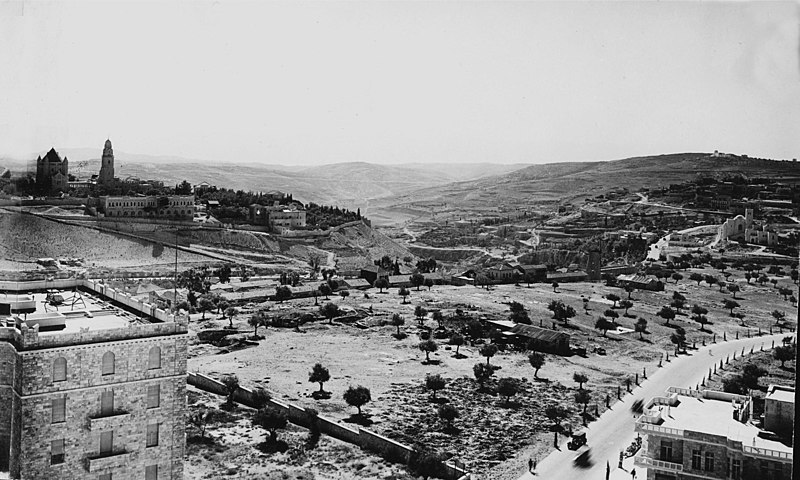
[98,139,115,185]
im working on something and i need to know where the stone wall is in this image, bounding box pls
[187,372,469,480]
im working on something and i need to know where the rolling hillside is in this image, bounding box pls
[371,153,800,222]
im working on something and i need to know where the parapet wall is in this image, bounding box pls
[0,278,188,350]
[187,372,468,480]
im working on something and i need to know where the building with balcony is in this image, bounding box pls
[100,195,195,220]
[0,280,188,479]
[634,386,793,480]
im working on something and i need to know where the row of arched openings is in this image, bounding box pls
[53,346,162,382]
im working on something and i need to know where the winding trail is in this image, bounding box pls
[517,332,793,480]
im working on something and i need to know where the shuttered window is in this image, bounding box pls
[100,431,113,455]
[101,351,115,376]
[145,465,158,480]
[50,439,64,464]
[146,423,159,447]
[52,397,66,423]
[101,390,114,416]
[147,384,160,409]
[148,347,161,370]
[53,357,67,382]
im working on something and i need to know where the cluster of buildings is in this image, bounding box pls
[32,140,309,231]
[248,202,307,231]
[36,140,117,192]
[716,208,779,247]
[665,177,800,218]
[635,385,793,480]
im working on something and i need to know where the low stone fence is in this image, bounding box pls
[187,371,469,480]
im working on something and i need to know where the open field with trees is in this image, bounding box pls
[187,257,797,478]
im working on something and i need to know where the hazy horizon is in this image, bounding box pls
[2,1,798,165]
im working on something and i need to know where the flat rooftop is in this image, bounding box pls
[648,392,792,455]
[765,386,794,404]
[2,289,151,335]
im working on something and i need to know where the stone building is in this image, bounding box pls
[248,204,306,231]
[0,295,188,480]
[98,139,115,185]
[100,195,195,220]
[634,386,793,480]
[35,148,69,193]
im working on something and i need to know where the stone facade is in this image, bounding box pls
[98,139,115,185]
[0,297,187,479]
[101,195,195,220]
[635,387,793,480]
[35,148,69,193]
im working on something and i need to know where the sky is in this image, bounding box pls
[1,0,798,165]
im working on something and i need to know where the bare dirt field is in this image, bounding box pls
[187,266,796,479]
[0,209,211,270]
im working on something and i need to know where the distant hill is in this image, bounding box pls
[368,152,800,224]
[3,148,525,211]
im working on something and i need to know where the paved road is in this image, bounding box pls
[517,332,793,480]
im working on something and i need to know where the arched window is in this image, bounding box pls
[101,351,115,376]
[53,357,67,382]
[148,346,161,370]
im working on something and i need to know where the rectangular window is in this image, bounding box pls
[147,384,160,409]
[691,450,702,470]
[146,423,159,447]
[659,440,673,462]
[101,390,114,416]
[730,459,741,479]
[100,431,113,455]
[704,452,714,472]
[52,397,66,423]
[50,439,64,465]
[145,464,158,480]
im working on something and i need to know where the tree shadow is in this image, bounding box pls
[343,414,374,427]
[534,377,551,383]
[452,353,468,359]
[442,425,462,436]
[311,391,332,400]
[257,439,289,453]
[392,332,408,340]
[187,435,215,445]
[637,337,653,343]
[421,359,441,366]
[429,397,450,405]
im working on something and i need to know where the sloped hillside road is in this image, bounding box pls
[516,332,793,480]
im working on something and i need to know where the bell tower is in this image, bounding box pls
[99,139,115,185]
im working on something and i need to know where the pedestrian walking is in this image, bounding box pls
[528,458,533,472]
[631,467,637,479]
[533,458,537,471]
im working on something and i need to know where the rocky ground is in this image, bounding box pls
[185,389,416,480]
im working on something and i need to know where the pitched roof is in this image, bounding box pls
[507,324,570,343]
[617,274,658,284]
[517,264,548,272]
